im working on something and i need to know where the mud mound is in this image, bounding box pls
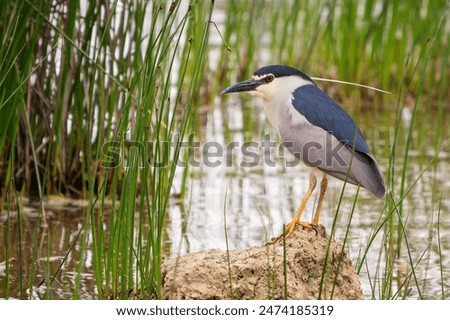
[162,226,363,299]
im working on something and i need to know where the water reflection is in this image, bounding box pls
[0,207,97,299]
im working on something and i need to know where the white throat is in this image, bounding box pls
[254,76,312,135]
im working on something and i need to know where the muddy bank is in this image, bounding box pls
[162,226,363,299]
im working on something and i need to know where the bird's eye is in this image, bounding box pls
[265,75,274,83]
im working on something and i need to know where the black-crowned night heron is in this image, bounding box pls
[221,65,386,239]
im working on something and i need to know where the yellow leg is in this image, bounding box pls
[271,172,317,243]
[311,173,327,226]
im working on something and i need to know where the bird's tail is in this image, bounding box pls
[351,152,386,198]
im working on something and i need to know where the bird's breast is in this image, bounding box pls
[264,98,310,137]
[276,104,337,167]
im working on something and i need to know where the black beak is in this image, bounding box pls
[221,78,263,94]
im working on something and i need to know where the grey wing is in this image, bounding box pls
[292,84,370,153]
[283,85,386,198]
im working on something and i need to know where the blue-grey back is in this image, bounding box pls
[292,85,370,154]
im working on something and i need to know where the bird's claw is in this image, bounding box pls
[267,221,318,245]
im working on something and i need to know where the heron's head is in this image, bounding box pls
[221,65,315,101]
